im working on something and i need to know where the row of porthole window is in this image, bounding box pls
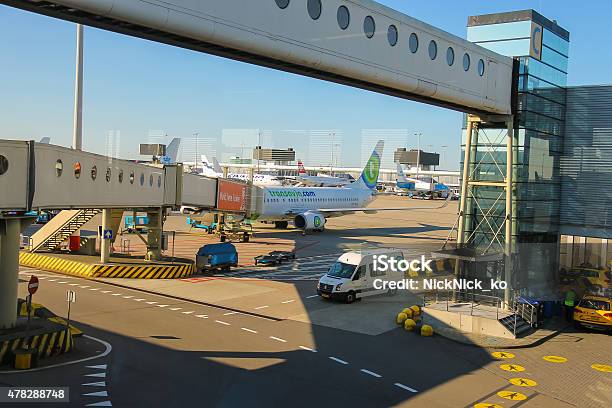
[53,159,162,188]
[275,0,485,76]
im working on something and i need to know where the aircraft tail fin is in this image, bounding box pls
[212,157,223,173]
[297,160,306,175]
[396,162,409,183]
[39,137,50,144]
[165,138,180,163]
[349,140,384,190]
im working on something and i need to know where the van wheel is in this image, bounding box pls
[345,291,356,304]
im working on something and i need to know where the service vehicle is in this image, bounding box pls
[573,295,612,331]
[196,242,238,273]
[317,249,404,303]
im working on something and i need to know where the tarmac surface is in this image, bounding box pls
[6,196,611,407]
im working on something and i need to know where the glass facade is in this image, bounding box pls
[463,11,570,297]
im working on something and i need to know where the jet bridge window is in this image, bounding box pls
[275,0,290,9]
[463,53,471,71]
[478,58,485,76]
[337,5,349,30]
[0,155,8,175]
[409,33,418,53]
[91,165,97,181]
[446,47,454,66]
[428,40,437,60]
[74,162,81,179]
[364,16,375,38]
[55,160,63,177]
[307,0,322,20]
[387,25,398,46]
[118,170,124,183]
[129,171,135,184]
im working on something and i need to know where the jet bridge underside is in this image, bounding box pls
[5,0,514,116]
[0,140,216,211]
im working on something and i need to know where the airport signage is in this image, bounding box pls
[28,275,39,295]
[216,179,247,212]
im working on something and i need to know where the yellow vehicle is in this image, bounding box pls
[573,295,612,331]
[561,267,611,297]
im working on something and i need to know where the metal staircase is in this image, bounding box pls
[30,209,101,252]
[499,314,532,337]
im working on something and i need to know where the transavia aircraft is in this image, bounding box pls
[197,156,282,186]
[252,140,450,232]
[395,162,450,199]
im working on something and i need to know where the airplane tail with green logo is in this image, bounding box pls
[350,140,384,190]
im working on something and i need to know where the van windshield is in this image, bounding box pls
[327,262,356,279]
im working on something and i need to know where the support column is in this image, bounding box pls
[72,24,84,151]
[100,209,110,263]
[504,116,514,308]
[146,208,163,261]
[0,219,21,329]
[455,118,475,284]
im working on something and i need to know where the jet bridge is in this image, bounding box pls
[6,0,514,116]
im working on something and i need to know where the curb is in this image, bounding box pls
[19,252,194,279]
[0,326,72,367]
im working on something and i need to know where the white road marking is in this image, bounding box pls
[299,345,317,352]
[85,372,106,378]
[89,288,100,291]
[38,277,47,280]
[182,311,194,314]
[79,285,90,288]
[360,369,381,378]
[83,391,108,397]
[86,364,107,370]
[111,293,122,296]
[241,328,257,333]
[269,336,287,343]
[254,305,269,310]
[82,381,106,387]
[223,311,238,315]
[100,291,111,294]
[145,301,157,304]
[133,298,145,301]
[58,281,67,284]
[156,304,169,308]
[306,295,319,299]
[394,383,418,393]
[195,315,208,319]
[281,300,295,304]
[69,283,79,286]
[122,295,133,299]
[48,279,57,282]
[85,402,112,407]
[169,307,181,311]
[215,320,230,326]
[329,357,348,365]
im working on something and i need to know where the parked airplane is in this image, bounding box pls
[159,138,181,164]
[253,140,450,232]
[197,156,282,186]
[294,160,351,187]
[396,162,449,199]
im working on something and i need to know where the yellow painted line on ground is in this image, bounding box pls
[492,351,515,359]
[543,355,567,363]
[591,364,612,372]
[509,378,537,387]
[500,364,525,372]
[473,404,502,408]
[496,390,527,401]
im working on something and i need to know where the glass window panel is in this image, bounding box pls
[475,38,531,57]
[526,58,567,87]
[542,29,569,56]
[517,93,565,121]
[467,21,532,42]
[541,46,568,73]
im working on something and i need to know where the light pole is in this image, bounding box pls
[441,145,448,170]
[329,132,336,174]
[193,132,199,172]
[72,24,84,151]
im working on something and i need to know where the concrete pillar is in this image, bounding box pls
[100,209,110,263]
[72,24,84,151]
[146,208,163,261]
[0,219,21,329]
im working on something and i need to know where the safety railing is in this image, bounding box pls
[424,290,504,320]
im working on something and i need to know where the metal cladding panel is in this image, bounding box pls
[560,86,612,236]
[181,173,217,208]
[24,0,513,115]
[0,140,30,210]
[31,143,169,209]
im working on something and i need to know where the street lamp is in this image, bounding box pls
[414,132,422,179]
[440,145,448,170]
[193,132,199,172]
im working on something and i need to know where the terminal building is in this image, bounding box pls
[456,10,611,302]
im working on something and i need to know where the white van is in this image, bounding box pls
[317,249,404,303]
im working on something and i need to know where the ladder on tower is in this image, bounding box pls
[30,209,101,252]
